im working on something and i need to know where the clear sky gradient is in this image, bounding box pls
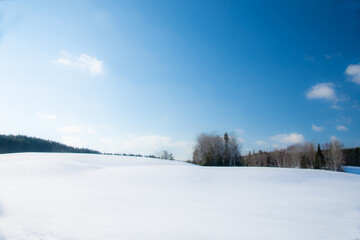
[1,0,360,160]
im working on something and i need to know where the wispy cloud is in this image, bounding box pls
[336,125,348,131]
[306,83,338,102]
[255,140,268,147]
[87,128,97,135]
[272,143,282,149]
[54,50,103,76]
[352,101,360,110]
[118,135,194,160]
[57,125,97,135]
[330,136,339,142]
[345,63,360,84]
[337,116,352,125]
[312,124,324,132]
[330,104,342,110]
[61,136,88,148]
[58,125,83,134]
[270,133,305,145]
[235,129,244,135]
[323,52,341,60]
[304,54,315,62]
[237,137,245,144]
[37,112,56,120]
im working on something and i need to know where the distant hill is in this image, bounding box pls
[0,134,100,154]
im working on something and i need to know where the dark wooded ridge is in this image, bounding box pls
[0,134,100,154]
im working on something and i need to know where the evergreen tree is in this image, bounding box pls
[224,132,229,166]
[314,144,325,169]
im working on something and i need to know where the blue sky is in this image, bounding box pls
[0,0,360,160]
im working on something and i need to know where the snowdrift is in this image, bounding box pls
[0,153,359,240]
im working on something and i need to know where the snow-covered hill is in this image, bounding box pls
[0,153,359,240]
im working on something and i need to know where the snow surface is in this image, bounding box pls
[0,153,359,240]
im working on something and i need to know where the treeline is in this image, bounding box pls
[343,147,360,166]
[0,134,100,154]
[244,141,348,171]
[104,150,175,160]
[191,132,359,171]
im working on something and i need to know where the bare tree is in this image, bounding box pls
[159,150,174,160]
[301,143,315,169]
[228,134,241,166]
[270,150,286,167]
[324,140,344,171]
[285,143,315,168]
[193,133,220,166]
[286,145,302,168]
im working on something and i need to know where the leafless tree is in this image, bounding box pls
[270,149,286,167]
[324,140,344,171]
[159,150,174,160]
[286,145,302,168]
[228,134,241,166]
[285,143,315,168]
[301,142,315,169]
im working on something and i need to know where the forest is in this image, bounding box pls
[0,134,100,154]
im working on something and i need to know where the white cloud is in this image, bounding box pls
[330,104,342,110]
[121,135,172,150]
[37,113,56,120]
[237,137,245,144]
[57,125,83,134]
[58,125,97,135]
[345,63,360,84]
[87,128,97,135]
[235,129,244,135]
[330,136,339,142]
[324,53,342,60]
[272,143,282,149]
[312,124,324,132]
[55,51,103,76]
[61,136,88,148]
[336,125,348,131]
[255,140,268,147]
[270,133,305,145]
[100,138,116,152]
[352,101,360,110]
[337,116,352,125]
[118,135,194,160]
[306,83,338,102]
[101,138,114,145]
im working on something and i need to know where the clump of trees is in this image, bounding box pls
[192,132,242,166]
[159,150,174,160]
[243,139,345,171]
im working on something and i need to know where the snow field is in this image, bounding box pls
[0,153,359,240]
